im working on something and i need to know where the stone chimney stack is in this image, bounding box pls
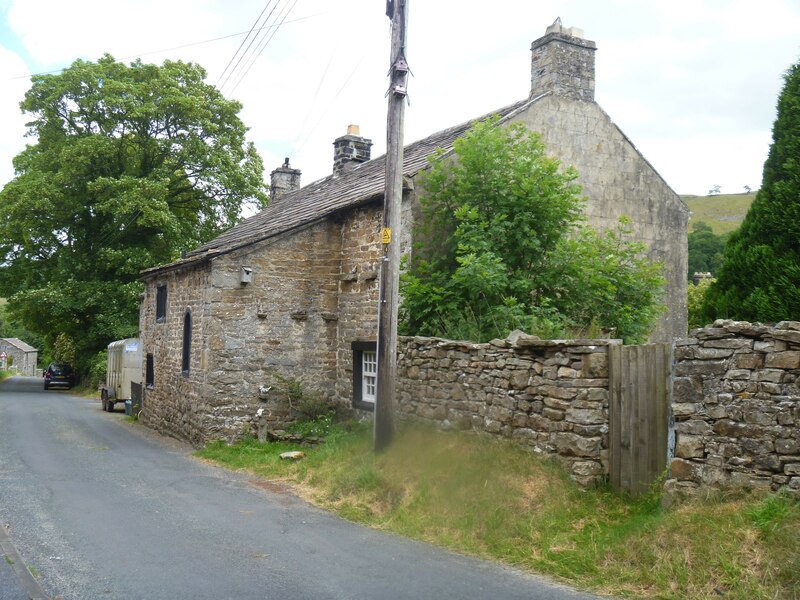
[270,157,301,202]
[332,125,372,176]
[530,18,596,101]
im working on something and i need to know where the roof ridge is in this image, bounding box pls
[145,96,539,276]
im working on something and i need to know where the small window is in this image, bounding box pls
[362,351,377,403]
[182,309,192,375]
[146,353,154,388]
[156,285,167,322]
[351,341,377,410]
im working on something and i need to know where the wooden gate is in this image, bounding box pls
[608,343,672,496]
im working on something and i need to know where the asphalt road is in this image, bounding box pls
[0,376,604,600]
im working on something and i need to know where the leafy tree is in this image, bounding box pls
[688,277,714,330]
[708,184,722,195]
[400,117,666,344]
[52,333,76,365]
[0,300,42,351]
[0,55,268,373]
[687,221,725,279]
[703,61,800,322]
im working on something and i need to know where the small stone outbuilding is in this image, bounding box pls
[138,21,688,445]
[0,338,39,375]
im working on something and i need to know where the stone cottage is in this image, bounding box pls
[0,338,39,375]
[138,21,688,445]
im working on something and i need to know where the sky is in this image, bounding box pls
[0,0,798,199]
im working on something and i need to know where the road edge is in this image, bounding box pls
[0,523,50,600]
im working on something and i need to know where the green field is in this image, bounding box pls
[682,192,756,235]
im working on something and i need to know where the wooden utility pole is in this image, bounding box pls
[374,0,409,452]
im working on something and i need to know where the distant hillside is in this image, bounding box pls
[681,192,756,235]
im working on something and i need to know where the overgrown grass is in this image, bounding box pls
[0,370,12,382]
[197,423,800,599]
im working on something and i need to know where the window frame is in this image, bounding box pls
[145,353,155,389]
[181,309,192,376]
[351,341,377,411]
[156,284,167,323]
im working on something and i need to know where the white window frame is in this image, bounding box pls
[361,350,377,404]
[351,341,377,410]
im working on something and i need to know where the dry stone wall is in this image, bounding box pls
[669,320,800,495]
[396,334,618,486]
[395,322,800,494]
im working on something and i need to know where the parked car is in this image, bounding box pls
[44,363,75,390]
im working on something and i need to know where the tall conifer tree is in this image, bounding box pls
[702,61,800,322]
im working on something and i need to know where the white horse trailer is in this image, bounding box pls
[101,338,142,412]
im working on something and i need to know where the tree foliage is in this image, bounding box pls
[0,55,268,372]
[52,333,76,365]
[399,117,666,344]
[687,221,726,280]
[703,61,800,322]
[688,278,715,330]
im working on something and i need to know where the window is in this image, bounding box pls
[182,309,192,375]
[156,285,167,322]
[146,353,154,388]
[351,341,377,410]
[362,351,377,403]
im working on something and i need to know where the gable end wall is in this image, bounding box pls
[511,95,689,341]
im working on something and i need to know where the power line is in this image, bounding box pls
[215,1,275,87]
[217,0,281,90]
[227,0,299,95]
[3,12,320,83]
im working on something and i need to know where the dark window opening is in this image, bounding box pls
[182,309,192,375]
[146,353,154,388]
[351,341,377,411]
[156,285,167,322]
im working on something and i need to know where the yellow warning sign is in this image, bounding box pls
[381,227,392,244]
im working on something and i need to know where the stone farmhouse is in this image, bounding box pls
[0,338,38,376]
[139,21,688,445]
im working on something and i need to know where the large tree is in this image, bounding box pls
[400,117,665,344]
[0,55,268,372]
[702,61,800,322]
[687,221,725,280]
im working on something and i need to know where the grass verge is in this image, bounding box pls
[196,421,799,599]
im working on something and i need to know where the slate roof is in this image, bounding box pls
[141,97,536,278]
[1,338,38,353]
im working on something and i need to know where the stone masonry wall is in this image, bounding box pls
[333,203,382,404]
[140,263,214,446]
[200,221,343,442]
[669,320,800,495]
[396,334,617,486]
[334,193,415,406]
